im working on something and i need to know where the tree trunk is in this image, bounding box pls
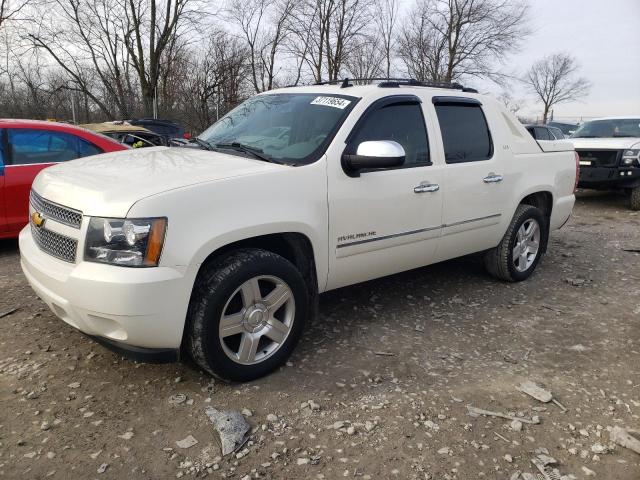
[542,104,550,124]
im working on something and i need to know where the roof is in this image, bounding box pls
[81,122,152,134]
[587,116,640,121]
[0,119,79,127]
[266,81,482,100]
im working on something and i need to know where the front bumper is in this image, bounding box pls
[19,226,192,352]
[578,167,640,189]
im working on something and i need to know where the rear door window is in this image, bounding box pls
[78,138,103,157]
[8,129,80,165]
[434,102,492,163]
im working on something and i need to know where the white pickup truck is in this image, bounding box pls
[570,116,640,210]
[20,80,578,381]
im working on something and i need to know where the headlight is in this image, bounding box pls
[84,217,167,267]
[622,149,640,166]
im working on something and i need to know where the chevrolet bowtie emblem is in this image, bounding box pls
[31,211,46,228]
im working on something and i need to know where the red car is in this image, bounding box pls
[0,120,127,238]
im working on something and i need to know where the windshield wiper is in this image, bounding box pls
[613,134,637,138]
[572,135,597,138]
[214,142,282,164]
[193,138,214,150]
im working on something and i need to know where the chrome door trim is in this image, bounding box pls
[445,213,501,228]
[337,213,502,248]
[337,225,441,248]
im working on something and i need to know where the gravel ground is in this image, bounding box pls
[1,191,639,480]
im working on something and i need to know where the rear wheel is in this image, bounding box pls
[631,186,640,211]
[186,249,308,382]
[484,204,547,282]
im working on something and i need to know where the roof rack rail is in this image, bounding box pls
[313,77,478,93]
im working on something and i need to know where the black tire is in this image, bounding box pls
[631,187,640,211]
[484,204,547,282]
[185,249,308,382]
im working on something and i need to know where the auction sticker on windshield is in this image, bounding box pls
[311,96,352,109]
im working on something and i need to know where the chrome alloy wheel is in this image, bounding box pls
[513,218,541,272]
[218,275,295,365]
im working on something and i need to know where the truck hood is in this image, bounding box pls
[32,146,285,217]
[570,137,640,150]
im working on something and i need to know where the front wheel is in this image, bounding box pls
[185,249,308,382]
[484,204,547,282]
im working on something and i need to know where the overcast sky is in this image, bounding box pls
[471,0,640,122]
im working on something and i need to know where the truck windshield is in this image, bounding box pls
[571,119,640,138]
[198,93,358,165]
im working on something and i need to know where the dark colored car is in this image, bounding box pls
[129,118,186,143]
[0,119,127,238]
[524,124,565,141]
[547,121,578,136]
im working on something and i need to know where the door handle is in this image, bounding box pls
[414,183,440,193]
[483,173,503,183]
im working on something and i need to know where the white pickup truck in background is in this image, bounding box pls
[19,80,578,381]
[569,116,640,210]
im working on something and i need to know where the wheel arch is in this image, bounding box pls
[196,232,318,293]
[517,190,553,252]
[181,231,320,357]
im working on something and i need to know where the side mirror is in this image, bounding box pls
[342,140,405,176]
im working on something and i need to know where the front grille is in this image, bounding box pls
[576,149,620,167]
[31,223,78,263]
[30,190,83,229]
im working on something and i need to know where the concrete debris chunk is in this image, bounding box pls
[510,419,523,432]
[536,454,557,466]
[176,435,198,449]
[610,426,640,455]
[517,381,553,403]
[168,394,187,405]
[467,405,540,424]
[517,380,567,412]
[205,407,250,456]
[531,455,560,480]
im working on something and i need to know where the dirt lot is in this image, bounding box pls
[1,191,639,480]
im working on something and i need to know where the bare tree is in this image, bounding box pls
[181,30,249,130]
[228,0,295,93]
[374,0,398,78]
[123,0,204,116]
[0,0,29,28]
[28,0,136,119]
[526,52,590,123]
[398,0,529,84]
[27,0,205,118]
[344,34,383,80]
[290,0,374,83]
